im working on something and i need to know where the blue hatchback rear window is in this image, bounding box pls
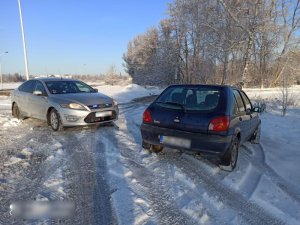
[155,86,221,111]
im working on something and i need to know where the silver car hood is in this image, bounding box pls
[49,93,113,106]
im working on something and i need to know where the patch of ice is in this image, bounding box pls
[133,213,149,225]
[131,178,137,183]
[43,167,66,196]
[4,156,22,166]
[202,192,223,210]
[200,213,209,224]
[56,149,63,155]
[46,155,54,161]
[35,194,49,201]
[1,117,21,128]
[21,147,33,156]
[125,171,133,177]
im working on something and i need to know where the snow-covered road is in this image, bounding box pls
[0,84,300,225]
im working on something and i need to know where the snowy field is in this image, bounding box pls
[0,82,23,90]
[0,83,300,224]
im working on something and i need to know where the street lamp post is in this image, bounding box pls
[0,51,8,90]
[17,0,29,80]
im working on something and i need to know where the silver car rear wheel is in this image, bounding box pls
[12,103,20,119]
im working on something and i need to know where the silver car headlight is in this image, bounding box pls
[60,103,86,110]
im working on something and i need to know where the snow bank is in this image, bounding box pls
[95,84,162,104]
[245,85,300,106]
[0,82,21,89]
[260,111,300,187]
[244,85,300,188]
[0,113,21,129]
[0,96,11,110]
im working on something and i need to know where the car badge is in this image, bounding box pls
[174,117,180,123]
[93,104,98,108]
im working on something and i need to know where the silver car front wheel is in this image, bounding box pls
[49,109,63,131]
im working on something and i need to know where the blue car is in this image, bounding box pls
[140,85,261,171]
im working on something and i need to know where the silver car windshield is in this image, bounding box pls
[45,81,96,94]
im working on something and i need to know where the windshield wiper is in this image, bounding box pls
[156,101,185,111]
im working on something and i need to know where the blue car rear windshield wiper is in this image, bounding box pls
[156,101,185,111]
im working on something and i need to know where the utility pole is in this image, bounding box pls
[17,0,29,80]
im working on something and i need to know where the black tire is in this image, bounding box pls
[220,137,239,171]
[142,140,151,150]
[48,108,63,131]
[12,103,24,119]
[152,144,163,154]
[251,124,261,144]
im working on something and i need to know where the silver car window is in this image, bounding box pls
[45,81,95,94]
[18,80,37,93]
[34,81,47,96]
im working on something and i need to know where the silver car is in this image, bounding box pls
[11,78,119,131]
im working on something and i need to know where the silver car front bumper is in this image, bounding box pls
[58,106,119,127]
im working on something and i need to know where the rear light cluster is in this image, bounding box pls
[208,116,229,132]
[143,109,152,123]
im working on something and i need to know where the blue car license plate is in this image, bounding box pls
[159,135,191,148]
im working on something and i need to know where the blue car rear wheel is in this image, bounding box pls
[220,137,239,171]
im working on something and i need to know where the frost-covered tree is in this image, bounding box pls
[123,0,300,87]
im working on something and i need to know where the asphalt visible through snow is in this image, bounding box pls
[0,96,299,225]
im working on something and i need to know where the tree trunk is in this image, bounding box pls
[241,32,254,88]
[221,51,228,85]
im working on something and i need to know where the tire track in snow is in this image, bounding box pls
[0,127,70,224]
[165,153,284,225]
[101,128,198,225]
[57,129,114,225]
[242,144,300,203]
[149,155,235,225]
[126,158,197,225]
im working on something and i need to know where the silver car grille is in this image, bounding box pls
[88,103,112,109]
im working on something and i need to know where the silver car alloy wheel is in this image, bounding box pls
[50,111,58,130]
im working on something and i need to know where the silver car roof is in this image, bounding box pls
[34,77,77,82]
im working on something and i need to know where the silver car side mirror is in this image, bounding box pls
[33,90,43,96]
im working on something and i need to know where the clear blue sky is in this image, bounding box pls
[0,0,170,76]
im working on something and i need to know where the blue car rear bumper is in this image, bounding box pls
[141,123,233,156]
